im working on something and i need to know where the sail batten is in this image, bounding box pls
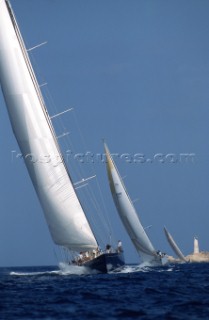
[0,0,97,252]
[104,142,160,264]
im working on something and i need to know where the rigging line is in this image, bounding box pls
[56,112,95,188]
[39,101,84,184]
[81,184,111,241]
[56,132,70,139]
[53,246,61,265]
[39,82,47,88]
[74,175,96,186]
[62,246,70,262]
[77,194,108,247]
[27,41,47,52]
[63,133,87,182]
[37,71,73,153]
[40,82,61,118]
[40,94,88,187]
[75,183,88,190]
[90,206,111,246]
[65,142,88,194]
[72,110,116,244]
[35,68,68,142]
[144,225,152,230]
[42,90,78,175]
[50,108,74,119]
[56,245,70,263]
[75,177,105,223]
[91,172,117,244]
[71,155,110,243]
[70,159,111,240]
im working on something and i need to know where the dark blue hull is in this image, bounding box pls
[83,252,125,273]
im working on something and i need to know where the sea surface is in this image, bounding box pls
[1,263,209,320]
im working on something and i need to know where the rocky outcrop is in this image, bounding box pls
[166,252,209,264]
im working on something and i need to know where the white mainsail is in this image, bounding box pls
[104,142,161,265]
[0,0,98,252]
[164,227,187,262]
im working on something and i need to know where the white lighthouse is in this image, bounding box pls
[194,237,200,254]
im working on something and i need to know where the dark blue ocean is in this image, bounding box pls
[1,263,209,319]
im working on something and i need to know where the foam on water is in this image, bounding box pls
[58,262,100,275]
[9,262,174,277]
[9,264,98,277]
[10,270,60,276]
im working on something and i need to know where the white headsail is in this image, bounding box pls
[0,0,98,252]
[164,227,187,262]
[104,142,161,265]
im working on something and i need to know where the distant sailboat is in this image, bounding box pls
[0,0,124,273]
[164,227,187,262]
[104,142,163,266]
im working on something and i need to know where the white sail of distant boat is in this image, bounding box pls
[104,142,162,266]
[0,0,124,273]
[164,227,187,262]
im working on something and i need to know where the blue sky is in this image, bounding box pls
[0,0,209,267]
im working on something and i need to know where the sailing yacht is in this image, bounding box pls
[0,0,124,273]
[104,142,163,266]
[164,227,187,263]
